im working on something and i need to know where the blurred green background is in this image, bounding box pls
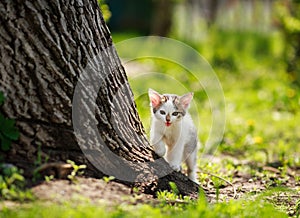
[100,0,300,167]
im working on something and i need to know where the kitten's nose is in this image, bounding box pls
[166,114,171,122]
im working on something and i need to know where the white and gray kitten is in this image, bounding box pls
[148,88,199,183]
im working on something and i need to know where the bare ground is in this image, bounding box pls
[27,159,300,216]
[2,156,299,216]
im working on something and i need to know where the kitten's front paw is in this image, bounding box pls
[154,146,166,157]
[169,164,181,172]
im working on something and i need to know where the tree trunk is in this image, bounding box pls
[0,0,199,196]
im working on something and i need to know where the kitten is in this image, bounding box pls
[148,88,199,183]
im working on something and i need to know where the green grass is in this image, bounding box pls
[0,196,288,218]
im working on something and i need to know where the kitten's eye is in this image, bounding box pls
[172,112,179,116]
[159,110,166,115]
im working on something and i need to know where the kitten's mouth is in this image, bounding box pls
[165,122,172,127]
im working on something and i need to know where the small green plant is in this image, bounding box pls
[157,190,179,202]
[66,160,86,183]
[157,182,192,210]
[32,143,50,182]
[295,175,300,184]
[103,176,115,183]
[0,164,33,201]
[169,181,179,195]
[0,92,19,151]
[156,182,180,202]
[295,199,300,218]
[132,187,140,194]
[44,175,54,182]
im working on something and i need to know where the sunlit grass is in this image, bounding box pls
[1,195,288,218]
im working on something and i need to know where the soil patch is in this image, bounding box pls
[31,177,154,206]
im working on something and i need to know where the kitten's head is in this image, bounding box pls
[148,88,193,127]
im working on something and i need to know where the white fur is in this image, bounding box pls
[149,89,199,183]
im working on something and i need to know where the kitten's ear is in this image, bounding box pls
[148,88,161,108]
[180,92,193,109]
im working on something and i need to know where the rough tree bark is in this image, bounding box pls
[0,0,199,196]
